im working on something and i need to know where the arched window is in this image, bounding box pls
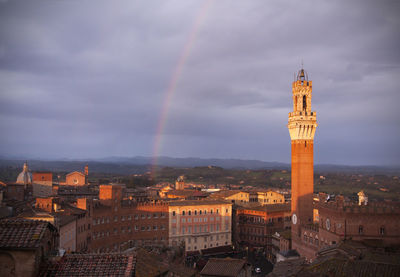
[380,226,385,235]
[303,95,307,111]
[188,210,191,216]
[359,225,364,234]
[182,211,185,216]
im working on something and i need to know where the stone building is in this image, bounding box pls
[0,218,58,277]
[168,200,232,252]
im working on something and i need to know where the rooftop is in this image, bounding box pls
[237,203,290,212]
[200,258,247,277]
[40,253,136,277]
[169,199,230,206]
[0,218,55,250]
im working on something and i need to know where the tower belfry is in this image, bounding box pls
[288,67,317,242]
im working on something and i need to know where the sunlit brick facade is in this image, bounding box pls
[85,185,169,253]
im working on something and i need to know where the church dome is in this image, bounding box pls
[16,162,32,185]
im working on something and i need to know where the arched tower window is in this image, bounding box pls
[303,95,307,111]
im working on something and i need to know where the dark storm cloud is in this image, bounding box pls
[0,0,399,165]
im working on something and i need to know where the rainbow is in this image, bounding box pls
[151,0,213,177]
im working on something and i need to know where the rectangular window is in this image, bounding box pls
[188,226,192,234]
[182,218,186,223]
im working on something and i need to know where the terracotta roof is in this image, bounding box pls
[169,199,230,206]
[0,218,55,249]
[267,257,308,277]
[135,248,169,277]
[201,245,234,256]
[210,190,246,198]
[66,171,85,177]
[40,253,136,277]
[58,214,76,227]
[200,258,247,277]
[307,257,400,277]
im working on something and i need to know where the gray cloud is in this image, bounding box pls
[0,0,399,165]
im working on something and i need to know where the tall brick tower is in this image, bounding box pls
[288,67,317,246]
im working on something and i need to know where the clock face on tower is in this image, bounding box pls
[292,213,297,225]
[326,218,331,231]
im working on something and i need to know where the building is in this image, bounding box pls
[16,162,32,186]
[235,204,291,259]
[0,218,58,277]
[32,172,53,197]
[175,175,185,190]
[209,190,249,204]
[168,200,232,252]
[287,67,318,259]
[268,240,400,277]
[83,184,169,253]
[251,190,285,205]
[39,253,136,276]
[65,171,86,186]
[65,165,89,186]
[316,192,400,248]
[271,230,292,263]
[200,258,252,277]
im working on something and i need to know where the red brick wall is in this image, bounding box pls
[33,172,52,183]
[35,197,55,212]
[90,201,169,252]
[99,185,122,201]
[66,172,86,186]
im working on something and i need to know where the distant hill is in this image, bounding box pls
[0,156,398,175]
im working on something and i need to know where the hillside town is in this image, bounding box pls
[1,68,400,277]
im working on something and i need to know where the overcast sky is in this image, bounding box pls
[0,0,399,166]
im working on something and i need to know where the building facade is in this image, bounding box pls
[83,185,169,253]
[168,200,232,252]
[235,204,291,259]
